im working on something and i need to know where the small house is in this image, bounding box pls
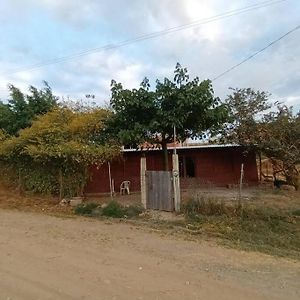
[85,144,258,194]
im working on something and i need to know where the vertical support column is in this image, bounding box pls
[172,154,181,212]
[140,156,147,209]
[108,162,113,200]
[238,163,244,206]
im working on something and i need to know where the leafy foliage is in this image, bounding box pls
[260,106,300,188]
[108,63,228,169]
[0,107,120,197]
[101,201,125,218]
[74,203,99,216]
[0,82,58,135]
[223,88,300,189]
[222,87,273,146]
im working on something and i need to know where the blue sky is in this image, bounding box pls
[0,0,299,111]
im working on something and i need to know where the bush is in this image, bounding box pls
[0,161,88,197]
[102,201,125,218]
[124,204,144,218]
[74,201,145,219]
[291,209,300,216]
[74,203,99,216]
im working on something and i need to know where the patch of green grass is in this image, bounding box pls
[291,209,300,216]
[183,195,241,218]
[124,204,144,218]
[74,201,144,219]
[182,196,300,260]
[74,203,99,216]
[102,201,125,218]
[220,216,300,259]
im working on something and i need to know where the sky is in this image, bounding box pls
[0,0,299,111]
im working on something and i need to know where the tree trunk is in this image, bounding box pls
[79,166,88,197]
[162,141,169,171]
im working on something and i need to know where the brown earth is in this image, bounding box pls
[0,209,299,300]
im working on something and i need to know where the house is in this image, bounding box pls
[85,144,258,194]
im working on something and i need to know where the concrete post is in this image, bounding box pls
[140,157,147,209]
[172,154,181,212]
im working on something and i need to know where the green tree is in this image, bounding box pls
[0,107,119,197]
[260,106,300,189]
[0,81,58,135]
[109,63,227,170]
[222,87,273,147]
[223,87,300,189]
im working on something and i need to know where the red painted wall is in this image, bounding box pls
[85,147,258,194]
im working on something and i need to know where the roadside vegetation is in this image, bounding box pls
[0,180,299,260]
[181,194,300,260]
[0,66,299,260]
[70,191,300,260]
[0,83,120,199]
[74,201,144,218]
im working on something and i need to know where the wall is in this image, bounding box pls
[85,147,258,194]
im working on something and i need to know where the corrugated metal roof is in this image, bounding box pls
[122,144,239,152]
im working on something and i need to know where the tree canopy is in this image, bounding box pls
[0,81,58,135]
[223,87,300,189]
[108,63,228,169]
[0,107,120,197]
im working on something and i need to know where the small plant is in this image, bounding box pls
[102,201,125,218]
[183,195,237,218]
[291,209,300,216]
[74,200,145,219]
[124,204,144,218]
[74,203,98,216]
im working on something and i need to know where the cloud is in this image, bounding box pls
[0,0,299,113]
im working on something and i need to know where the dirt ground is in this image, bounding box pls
[0,209,299,300]
[87,186,300,209]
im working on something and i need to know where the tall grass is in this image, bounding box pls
[183,195,241,218]
[182,194,300,259]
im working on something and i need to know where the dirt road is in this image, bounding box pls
[0,209,299,300]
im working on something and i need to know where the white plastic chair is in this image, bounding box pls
[120,181,130,195]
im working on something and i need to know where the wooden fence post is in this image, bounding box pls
[108,162,113,200]
[140,156,147,209]
[238,163,244,206]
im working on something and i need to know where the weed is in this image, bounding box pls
[74,201,145,219]
[101,201,125,218]
[183,195,239,218]
[74,203,98,216]
[123,204,144,218]
[291,209,300,216]
[181,194,300,259]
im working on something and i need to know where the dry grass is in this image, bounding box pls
[0,183,73,216]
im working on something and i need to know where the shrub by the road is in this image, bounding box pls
[74,201,144,219]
